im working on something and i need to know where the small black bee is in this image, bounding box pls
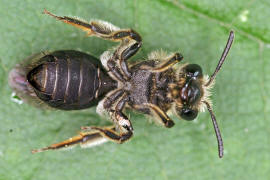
[9,9,234,158]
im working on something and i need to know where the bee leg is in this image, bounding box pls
[103,89,124,109]
[112,40,142,78]
[43,9,142,79]
[83,94,133,143]
[113,94,133,142]
[143,103,175,128]
[142,53,183,72]
[31,128,115,153]
[43,9,141,43]
[83,122,133,144]
[105,38,141,81]
[82,112,133,143]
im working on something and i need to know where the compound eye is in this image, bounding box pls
[185,64,203,78]
[180,80,201,105]
[177,107,198,121]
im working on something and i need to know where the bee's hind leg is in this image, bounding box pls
[31,127,115,153]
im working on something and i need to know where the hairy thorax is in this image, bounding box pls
[126,61,174,113]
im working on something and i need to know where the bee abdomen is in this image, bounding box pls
[27,50,110,110]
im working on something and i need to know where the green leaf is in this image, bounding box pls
[0,0,269,179]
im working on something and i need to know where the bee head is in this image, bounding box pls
[169,31,234,158]
[173,64,203,121]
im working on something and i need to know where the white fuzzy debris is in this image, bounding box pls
[239,10,249,22]
[0,150,3,157]
[10,92,23,105]
[244,128,249,133]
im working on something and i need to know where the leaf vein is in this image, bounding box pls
[164,0,270,45]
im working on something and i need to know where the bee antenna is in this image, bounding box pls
[203,101,224,158]
[205,31,234,87]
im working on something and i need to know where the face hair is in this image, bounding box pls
[205,31,235,87]
[203,101,224,158]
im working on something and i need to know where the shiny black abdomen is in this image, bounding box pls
[27,50,116,110]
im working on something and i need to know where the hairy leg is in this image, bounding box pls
[44,9,142,80]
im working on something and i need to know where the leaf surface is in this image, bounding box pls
[0,0,269,179]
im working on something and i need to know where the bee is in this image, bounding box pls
[9,9,234,158]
